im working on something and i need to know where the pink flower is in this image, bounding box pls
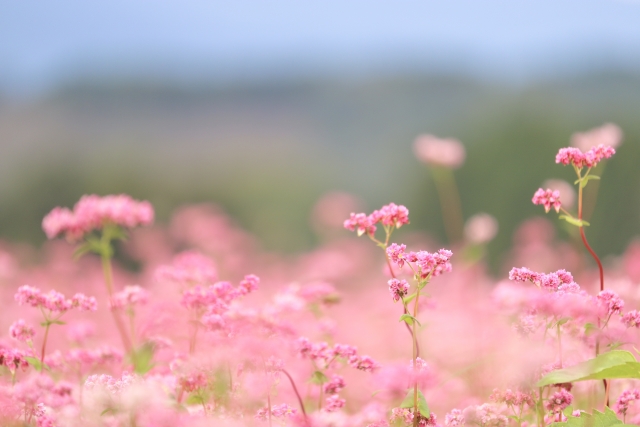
[414,134,466,168]
[597,290,624,316]
[555,144,616,169]
[344,203,409,236]
[154,251,218,286]
[324,395,346,412]
[616,388,640,416]
[546,389,573,413]
[571,123,623,152]
[109,285,149,310]
[15,285,96,313]
[388,279,409,302]
[43,194,154,241]
[344,212,377,236]
[9,319,36,342]
[622,310,640,328]
[445,409,465,426]
[387,243,407,267]
[324,374,346,395]
[532,188,562,213]
[256,403,297,420]
[349,355,380,372]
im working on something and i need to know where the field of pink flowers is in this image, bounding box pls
[2,124,640,427]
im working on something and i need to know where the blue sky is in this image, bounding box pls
[2,0,640,96]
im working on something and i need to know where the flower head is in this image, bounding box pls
[414,134,466,168]
[532,188,562,213]
[344,203,409,236]
[555,145,616,169]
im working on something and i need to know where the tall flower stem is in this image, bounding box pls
[101,252,133,354]
[39,323,51,373]
[432,167,464,244]
[385,254,420,358]
[412,287,421,427]
[281,369,308,425]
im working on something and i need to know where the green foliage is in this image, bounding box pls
[309,370,329,385]
[130,341,156,374]
[549,407,634,427]
[576,174,600,189]
[399,314,421,326]
[559,215,590,227]
[25,356,50,372]
[537,351,640,387]
[399,389,430,418]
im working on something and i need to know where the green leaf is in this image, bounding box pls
[399,314,421,326]
[25,356,50,372]
[549,407,629,427]
[129,342,156,375]
[537,350,640,387]
[309,370,329,385]
[399,389,430,418]
[584,323,599,336]
[402,292,418,305]
[100,407,115,416]
[559,215,590,227]
[575,175,600,189]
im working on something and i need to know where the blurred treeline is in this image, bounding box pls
[0,70,639,273]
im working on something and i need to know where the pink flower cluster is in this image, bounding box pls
[324,394,346,412]
[42,194,154,241]
[555,144,616,169]
[532,188,561,213]
[9,320,35,343]
[616,388,640,416]
[490,388,534,408]
[344,203,409,236]
[387,244,453,279]
[255,403,298,420]
[622,310,640,328]
[388,279,409,302]
[545,389,573,414]
[180,274,259,311]
[109,285,149,310]
[15,285,97,313]
[0,347,30,373]
[596,290,624,316]
[155,251,218,286]
[508,267,575,292]
[84,372,137,394]
[324,374,346,394]
[297,337,379,372]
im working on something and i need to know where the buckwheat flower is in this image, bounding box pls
[414,249,453,278]
[622,310,640,328]
[324,374,346,395]
[155,251,218,286]
[333,343,358,359]
[375,203,410,228]
[349,355,380,372]
[555,145,616,169]
[387,243,407,267]
[388,279,409,302]
[71,293,98,311]
[509,267,542,285]
[42,207,79,240]
[445,409,465,426]
[615,388,640,417]
[109,285,149,310]
[546,389,573,413]
[324,395,346,412]
[390,407,414,424]
[0,348,30,373]
[596,290,624,316]
[256,403,297,420]
[238,274,260,295]
[543,179,576,210]
[414,134,466,168]
[464,213,498,244]
[572,123,623,151]
[344,212,377,236]
[532,188,562,213]
[9,320,35,343]
[179,372,208,393]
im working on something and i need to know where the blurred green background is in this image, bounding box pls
[1,70,639,273]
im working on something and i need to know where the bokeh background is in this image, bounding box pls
[1,0,640,273]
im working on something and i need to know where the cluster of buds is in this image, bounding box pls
[387,244,453,279]
[532,188,562,213]
[555,145,616,169]
[42,194,154,241]
[344,203,409,236]
[15,285,97,313]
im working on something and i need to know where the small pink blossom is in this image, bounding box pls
[9,319,35,343]
[15,285,96,313]
[615,388,640,417]
[324,395,346,412]
[596,290,624,316]
[109,285,149,310]
[388,278,409,302]
[414,134,466,168]
[349,355,380,372]
[571,123,623,151]
[344,203,409,236]
[532,188,562,213]
[555,144,616,169]
[43,194,154,241]
[445,409,465,426]
[546,389,573,413]
[256,403,297,420]
[622,310,640,328]
[324,374,346,395]
[387,243,407,267]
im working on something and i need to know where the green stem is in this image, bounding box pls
[432,167,464,244]
[40,323,51,373]
[101,251,133,354]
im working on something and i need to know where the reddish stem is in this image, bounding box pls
[386,255,421,358]
[579,228,604,292]
[281,369,308,424]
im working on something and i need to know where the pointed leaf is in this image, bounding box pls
[399,388,430,418]
[559,215,590,228]
[399,314,421,326]
[550,407,628,427]
[309,370,329,385]
[537,351,640,387]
